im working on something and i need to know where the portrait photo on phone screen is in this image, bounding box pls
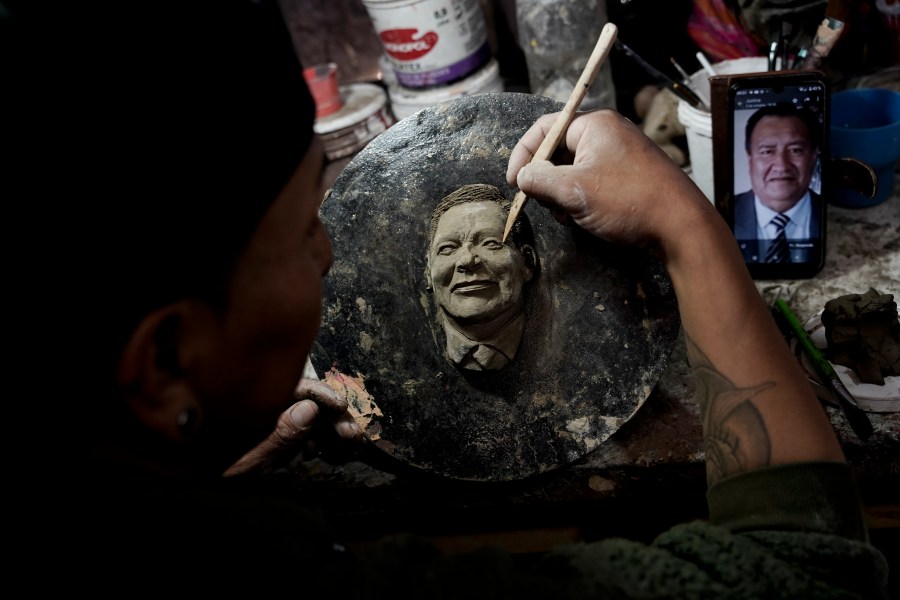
[728,75,828,279]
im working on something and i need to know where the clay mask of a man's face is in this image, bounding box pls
[425,184,538,371]
[429,201,533,324]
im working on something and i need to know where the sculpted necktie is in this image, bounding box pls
[765,213,790,263]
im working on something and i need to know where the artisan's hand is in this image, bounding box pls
[224,379,364,477]
[506,109,715,258]
[509,109,845,486]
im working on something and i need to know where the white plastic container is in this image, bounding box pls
[378,53,398,88]
[676,57,768,202]
[314,83,395,160]
[387,58,503,120]
[362,0,491,89]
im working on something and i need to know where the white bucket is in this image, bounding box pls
[676,57,769,202]
[378,53,398,88]
[314,83,395,160]
[362,0,491,89]
[387,58,503,120]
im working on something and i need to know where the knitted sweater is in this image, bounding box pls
[54,461,888,598]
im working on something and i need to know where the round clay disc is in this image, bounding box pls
[312,92,680,481]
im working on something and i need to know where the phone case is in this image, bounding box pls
[710,70,829,279]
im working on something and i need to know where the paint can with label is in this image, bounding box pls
[387,58,502,120]
[361,0,491,89]
[314,83,395,161]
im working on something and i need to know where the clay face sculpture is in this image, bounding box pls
[317,93,680,480]
[426,184,536,371]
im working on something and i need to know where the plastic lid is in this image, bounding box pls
[314,83,389,134]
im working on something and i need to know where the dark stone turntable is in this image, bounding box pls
[312,92,680,481]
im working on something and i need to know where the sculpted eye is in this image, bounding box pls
[437,243,457,256]
[482,239,503,250]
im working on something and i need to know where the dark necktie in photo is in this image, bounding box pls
[765,213,791,263]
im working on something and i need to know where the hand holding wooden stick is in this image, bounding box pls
[502,22,618,243]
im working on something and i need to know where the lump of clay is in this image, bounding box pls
[822,288,900,385]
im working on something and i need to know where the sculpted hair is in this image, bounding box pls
[428,184,535,251]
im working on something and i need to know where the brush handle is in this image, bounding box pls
[502,22,618,242]
[773,298,872,440]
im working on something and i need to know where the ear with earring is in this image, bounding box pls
[176,406,201,439]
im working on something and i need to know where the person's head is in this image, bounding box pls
[744,103,821,212]
[426,184,536,334]
[33,1,332,476]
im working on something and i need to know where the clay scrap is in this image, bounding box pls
[822,288,900,385]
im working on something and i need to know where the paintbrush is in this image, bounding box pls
[615,40,706,109]
[773,298,873,440]
[801,16,845,69]
[502,22,618,243]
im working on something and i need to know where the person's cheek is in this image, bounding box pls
[484,252,511,293]
[432,257,453,286]
[313,223,333,276]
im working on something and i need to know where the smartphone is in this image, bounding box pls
[716,71,829,279]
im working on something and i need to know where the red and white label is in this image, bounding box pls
[380,29,438,61]
[363,0,489,87]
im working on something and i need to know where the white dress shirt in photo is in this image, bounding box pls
[753,192,812,240]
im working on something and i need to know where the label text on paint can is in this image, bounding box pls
[381,29,438,60]
[363,0,490,88]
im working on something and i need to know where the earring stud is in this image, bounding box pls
[177,407,198,437]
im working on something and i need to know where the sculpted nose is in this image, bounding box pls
[455,243,481,270]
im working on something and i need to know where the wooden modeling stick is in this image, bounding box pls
[502,22,618,243]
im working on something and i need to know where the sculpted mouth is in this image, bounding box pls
[452,280,496,294]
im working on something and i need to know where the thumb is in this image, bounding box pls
[517,161,580,207]
[516,161,584,221]
[223,400,319,477]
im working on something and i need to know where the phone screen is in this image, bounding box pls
[726,73,828,279]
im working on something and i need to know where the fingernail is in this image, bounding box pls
[340,420,362,438]
[289,401,316,427]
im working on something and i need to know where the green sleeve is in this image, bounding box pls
[350,463,891,598]
[524,462,890,599]
[706,461,869,541]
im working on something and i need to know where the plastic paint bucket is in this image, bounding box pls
[313,83,395,161]
[676,57,768,202]
[378,53,398,88]
[387,58,503,120]
[361,0,491,89]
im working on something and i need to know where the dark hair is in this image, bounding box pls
[428,184,535,251]
[744,103,822,153]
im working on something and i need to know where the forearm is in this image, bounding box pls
[507,109,846,484]
[660,199,844,486]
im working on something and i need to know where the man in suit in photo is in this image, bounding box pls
[733,103,823,264]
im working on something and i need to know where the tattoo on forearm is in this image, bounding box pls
[685,333,772,486]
